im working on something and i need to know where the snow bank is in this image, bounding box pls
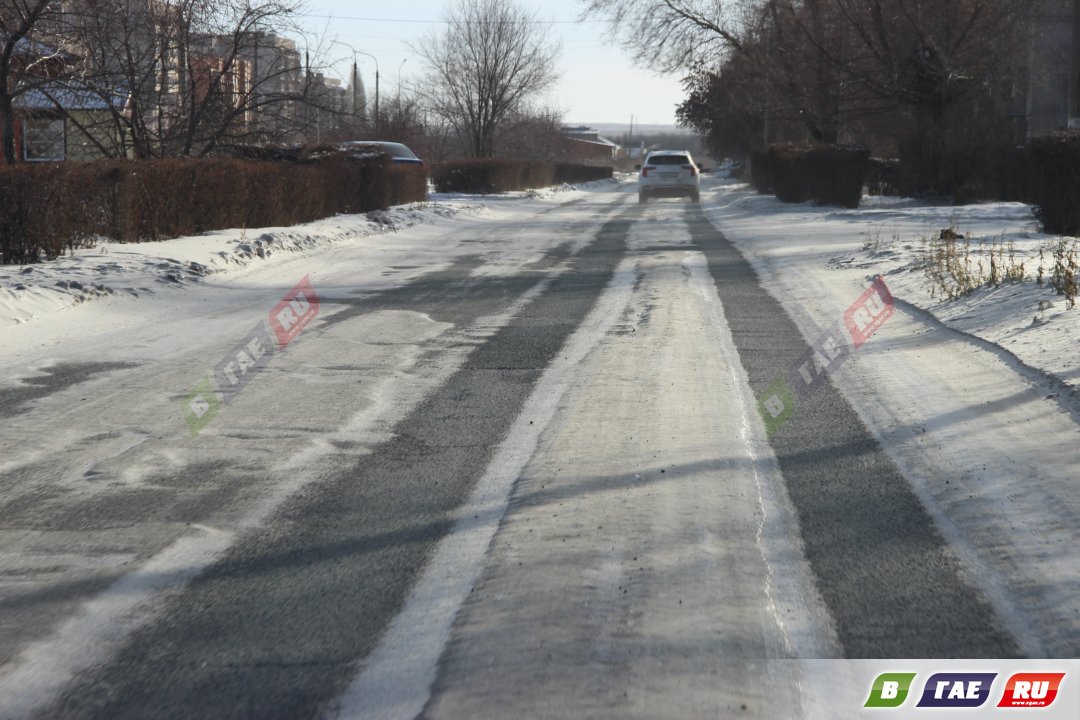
[707,182,1080,393]
[0,200,484,328]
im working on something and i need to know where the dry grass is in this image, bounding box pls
[1042,237,1079,309]
[924,225,1028,301]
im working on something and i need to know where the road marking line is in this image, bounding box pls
[0,272,561,720]
[327,259,641,720]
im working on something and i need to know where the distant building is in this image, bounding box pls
[7,37,121,162]
[14,82,120,161]
[558,126,619,165]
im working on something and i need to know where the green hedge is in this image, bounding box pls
[431,159,611,194]
[0,157,427,264]
[767,144,870,208]
[1029,131,1080,235]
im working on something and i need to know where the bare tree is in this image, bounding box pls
[592,0,1033,192]
[0,0,65,164]
[496,106,566,161]
[583,0,765,70]
[415,0,560,158]
[60,0,338,158]
[758,0,1031,190]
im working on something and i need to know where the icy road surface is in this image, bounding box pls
[0,178,1077,719]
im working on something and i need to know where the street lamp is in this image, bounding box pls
[328,40,360,122]
[356,50,380,134]
[328,40,378,133]
[397,58,407,100]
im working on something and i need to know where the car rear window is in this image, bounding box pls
[381,143,418,159]
[647,155,690,165]
[339,142,419,160]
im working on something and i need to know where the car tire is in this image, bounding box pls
[638,192,648,204]
[690,192,700,203]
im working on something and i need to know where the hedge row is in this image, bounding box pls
[750,148,773,195]
[766,144,870,208]
[554,163,613,184]
[432,159,612,194]
[866,158,901,197]
[750,139,1074,220]
[1028,131,1080,236]
[0,157,427,264]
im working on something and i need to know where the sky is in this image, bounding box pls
[295,0,687,127]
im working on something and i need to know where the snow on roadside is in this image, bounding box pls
[705,180,1080,656]
[0,177,623,329]
[0,200,486,328]
[706,182,1080,393]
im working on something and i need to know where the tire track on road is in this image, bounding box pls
[31,200,638,720]
[686,204,1020,659]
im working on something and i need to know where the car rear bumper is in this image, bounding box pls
[640,184,698,197]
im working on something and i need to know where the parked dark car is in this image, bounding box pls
[337,141,424,166]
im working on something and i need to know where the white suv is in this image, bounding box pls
[638,150,701,203]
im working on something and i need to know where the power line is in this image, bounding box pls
[302,14,605,25]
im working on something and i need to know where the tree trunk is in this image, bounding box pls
[1,92,16,165]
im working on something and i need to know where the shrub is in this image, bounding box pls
[766,143,870,208]
[992,145,1035,204]
[807,145,870,208]
[0,156,427,264]
[387,164,430,206]
[0,164,97,264]
[1028,131,1080,236]
[866,158,901,197]
[750,148,773,194]
[768,144,813,203]
[553,163,613,184]
[431,159,556,193]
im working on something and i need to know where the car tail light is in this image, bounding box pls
[683,164,698,176]
[642,166,652,177]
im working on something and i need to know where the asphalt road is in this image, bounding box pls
[683,204,1018,660]
[0,186,1023,720]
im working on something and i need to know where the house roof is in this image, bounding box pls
[5,34,77,63]
[564,136,619,150]
[14,82,123,112]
